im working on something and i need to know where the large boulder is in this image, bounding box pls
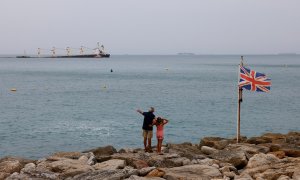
[240,154,300,179]
[49,151,83,159]
[163,164,222,179]
[72,168,139,180]
[201,146,218,155]
[164,157,190,167]
[146,168,165,177]
[246,153,279,169]
[200,137,234,150]
[93,159,125,170]
[0,156,34,179]
[197,158,219,166]
[111,153,149,169]
[138,167,156,176]
[281,147,300,157]
[72,169,127,179]
[167,142,204,159]
[83,145,117,156]
[6,161,60,180]
[209,149,248,169]
[48,158,93,178]
[268,151,286,159]
[261,133,287,144]
[227,143,270,157]
[132,159,149,169]
[0,160,22,174]
[126,175,165,180]
[246,136,272,144]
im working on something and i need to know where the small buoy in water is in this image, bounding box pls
[102,85,107,89]
[10,88,17,92]
[110,69,113,72]
[164,68,169,71]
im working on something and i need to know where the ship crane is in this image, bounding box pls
[51,47,56,57]
[66,47,71,56]
[28,43,110,58]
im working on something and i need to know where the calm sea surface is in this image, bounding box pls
[0,55,299,159]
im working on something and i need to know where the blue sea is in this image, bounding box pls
[0,55,299,159]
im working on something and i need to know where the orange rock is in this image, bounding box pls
[146,168,165,177]
[132,159,148,169]
[268,151,285,159]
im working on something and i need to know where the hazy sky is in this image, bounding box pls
[1,0,300,55]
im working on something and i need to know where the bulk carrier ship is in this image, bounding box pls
[16,43,110,58]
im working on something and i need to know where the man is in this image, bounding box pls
[137,107,155,152]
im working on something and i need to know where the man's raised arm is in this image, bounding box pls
[137,109,143,115]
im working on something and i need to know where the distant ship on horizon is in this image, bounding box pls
[16,42,110,58]
[176,52,196,56]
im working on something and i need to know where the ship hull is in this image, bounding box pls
[48,54,110,58]
[16,54,110,58]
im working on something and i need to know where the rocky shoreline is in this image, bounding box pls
[1,132,300,180]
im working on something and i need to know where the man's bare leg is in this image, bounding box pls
[148,138,152,152]
[144,137,147,152]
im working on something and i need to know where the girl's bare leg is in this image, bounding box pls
[158,139,163,153]
[157,138,160,153]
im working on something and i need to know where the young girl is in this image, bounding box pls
[153,117,169,154]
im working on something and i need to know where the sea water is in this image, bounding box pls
[0,55,299,159]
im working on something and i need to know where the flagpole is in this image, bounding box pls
[237,56,243,143]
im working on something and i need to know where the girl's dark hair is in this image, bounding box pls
[157,117,163,124]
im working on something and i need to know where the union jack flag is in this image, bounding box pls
[239,65,271,92]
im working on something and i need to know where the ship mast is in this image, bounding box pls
[37,48,41,57]
[66,47,71,56]
[51,47,56,57]
[80,46,84,55]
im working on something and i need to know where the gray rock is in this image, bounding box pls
[191,159,198,164]
[164,153,180,159]
[0,160,24,180]
[201,146,218,155]
[78,155,89,163]
[211,163,219,168]
[118,148,127,153]
[200,137,234,150]
[49,151,83,159]
[182,159,191,166]
[167,143,204,159]
[72,168,140,180]
[95,155,112,163]
[20,162,36,173]
[72,169,127,180]
[246,153,279,168]
[235,173,254,180]
[293,170,300,180]
[83,145,117,154]
[223,171,236,178]
[48,158,93,178]
[219,165,238,174]
[87,152,96,165]
[126,175,165,180]
[193,154,206,159]
[197,158,219,166]
[93,159,125,170]
[123,166,139,178]
[163,164,222,179]
[138,166,156,176]
[165,157,190,167]
[209,149,247,169]
[227,143,270,155]
[277,175,291,180]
